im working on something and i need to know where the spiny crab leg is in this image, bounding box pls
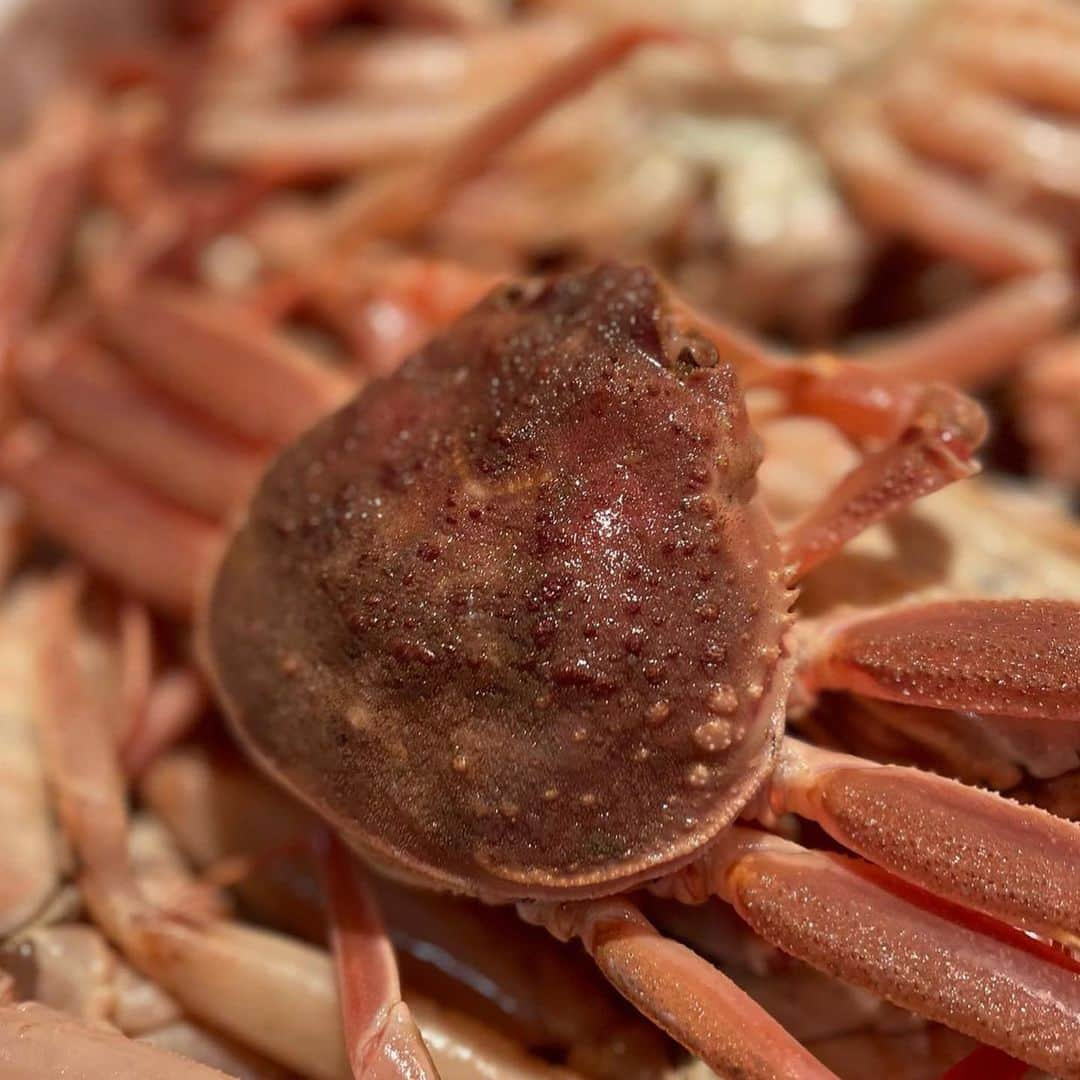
[779,384,986,579]
[517,895,838,1080]
[650,827,1080,1076]
[320,832,440,1080]
[797,598,1080,722]
[770,737,1080,942]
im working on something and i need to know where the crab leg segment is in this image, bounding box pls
[652,829,1080,1076]
[815,101,1065,277]
[98,284,353,446]
[771,738,1080,940]
[14,335,264,520]
[854,270,1074,388]
[320,831,440,1080]
[0,94,97,360]
[0,425,222,617]
[518,896,837,1080]
[0,1001,232,1080]
[797,598,1080,720]
[780,385,985,579]
[330,24,681,249]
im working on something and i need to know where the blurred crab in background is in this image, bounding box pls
[0,2,1077,1079]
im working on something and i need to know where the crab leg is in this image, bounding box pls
[0,1001,232,1080]
[518,896,837,1080]
[0,425,222,617]
[780,384,985,578]
[0,93,97,360]
[882,64,1080,200]
[121,668,206,777]
[329,24,680,249]
[652,828,1080,1076]
[770,737,1080,940]
[853,270,1073,387]
[936,23,1080,114]
[320,832,440,1080]
[98,284,353,446]
[797,598,1080,721]
[0,583,64,936]
[14,335,264,519]
[815,101,1065,277]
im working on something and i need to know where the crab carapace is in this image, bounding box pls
[207,264,795,900]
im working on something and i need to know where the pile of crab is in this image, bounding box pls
[0,2,1079,1078]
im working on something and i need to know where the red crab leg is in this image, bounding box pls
[0,93,97,361]
[0,424,222,617]
[121,668,206,777]
[319,832,440,1080]
[797,598,1080,721]
[770,737,1080,941]
[882,64,1080,201]
[98,283,353,446]
[14,335,263,521]
[853,270,1073,388]
[779,384,986,579]
[815,101,1065,277]
[936,22,1080,114]
[0,1001,232,1080]
[518,896,838,1080]
[652,828,1080,1076]
[329,23,682,249]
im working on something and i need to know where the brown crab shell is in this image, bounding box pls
[205,264,794,902]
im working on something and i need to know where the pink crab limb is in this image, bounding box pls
[797,598,1080,721]
[780,384,986,579]
[816,102,1065,277]
[121,668,206,777]
[0,93,97,361]
[936,22,1080,114]
[320,831,440,1080]
[518,895,837,1080]
[0,423,223,617]
[0,1001,233,1080]
[883,64,1080,201]
[114,599,153,749]
[98,284,353,447]
[853,270,1074,388]
[770,738,1080,940]
[14,335,264,520]
[330,24,683,249]
[652,828,1080,1076]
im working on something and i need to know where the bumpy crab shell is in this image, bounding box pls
[206,264,795,901]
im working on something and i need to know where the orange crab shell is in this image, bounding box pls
[205,264,795,901]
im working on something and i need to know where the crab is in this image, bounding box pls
[5,260,1080,1078]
